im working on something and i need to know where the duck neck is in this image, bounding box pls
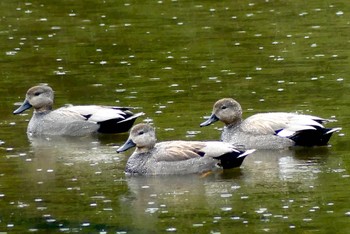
[135,145,154,154]
[226,118,242,129]
[34,106,52,113]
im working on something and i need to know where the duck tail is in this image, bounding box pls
[290,127,341,147]
[215,149,255,169]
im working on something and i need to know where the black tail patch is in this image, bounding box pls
[214,151,247,169]
[290,127,335,147]
[98,111,136,134]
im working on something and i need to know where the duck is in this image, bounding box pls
[116,123,255,175]
[200,98,341,150]
[13,85,144,136]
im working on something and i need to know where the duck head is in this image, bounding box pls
[13,85,54,114]
[117,123,157,153]
[200,98,243,127]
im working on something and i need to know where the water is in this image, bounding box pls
[0,0,349,233]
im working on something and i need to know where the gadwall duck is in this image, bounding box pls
[200,98,341,150]
[116,123,255,175]
[13,85,144,136]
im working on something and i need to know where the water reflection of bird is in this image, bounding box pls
[117,123,255,175]
[200,98,341,150]
[13,85,144,136]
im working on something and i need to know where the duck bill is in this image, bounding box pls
[200,114,219,127]
[117,139,136,153]
[13,100,32,114]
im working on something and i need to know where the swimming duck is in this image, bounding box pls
[116,123,255,175]
[13,85,144,136]
[200,98,341,150]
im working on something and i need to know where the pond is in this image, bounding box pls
[0,0,349,233]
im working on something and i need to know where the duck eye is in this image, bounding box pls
[34,92,41,96]
[221,106,227,110]
[138,131,144,135]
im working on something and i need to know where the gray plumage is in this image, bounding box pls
[200,98,341,150]
[117,123,255,175]
[13,85,143,136]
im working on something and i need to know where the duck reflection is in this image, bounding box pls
[24,135,125,187]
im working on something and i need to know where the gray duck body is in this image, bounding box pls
[200,98,341,150]
[117,123,255,175]
[13,85,143,136]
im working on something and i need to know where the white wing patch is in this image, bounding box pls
[63,105,126,122]
[242,112,328,136]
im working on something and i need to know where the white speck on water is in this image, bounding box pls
[193,223,204,227]
[166,227,177,232]
[81,222,90,227]
[6,51,17,56]
[256,208,267,213]
[145,208,158,214]
[221,207,232,211]
[336,11,343,16]
[186,131,200,135]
